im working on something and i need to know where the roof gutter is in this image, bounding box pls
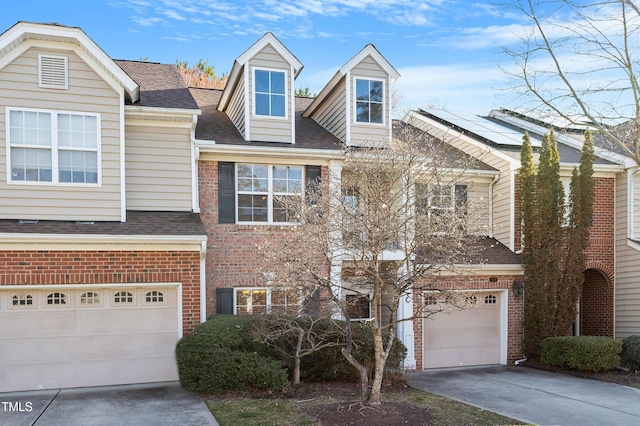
[194,139,343,160]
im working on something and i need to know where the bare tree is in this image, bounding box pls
[177,58,228,89]
[502,0,640,165]
[252,313,345,385]
[262,121,488,406]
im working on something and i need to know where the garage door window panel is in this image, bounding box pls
[11,293,34,308]
[46,292,67,306]
[113,291,135,305]
[144,290,166,305]
[79,291,101,306]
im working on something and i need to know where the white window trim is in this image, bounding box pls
[252,67,289,120]
[236,163,304,225]
[352,76,386,126]
[345,291,373,321]
[142,289,168,306]
[8,292,36,310]
[112,289,136,306]
[38,54,68,90]
[44,291,70,308]
[232,287,300,315]
[427,184,455,220]
[5,107,102,187]
[78,291,102,307]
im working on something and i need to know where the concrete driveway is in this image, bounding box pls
[410,365,640,426]
[0,382,218,426]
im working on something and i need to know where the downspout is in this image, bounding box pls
[489,172,500,239]
[628,168,636,240]
[200,240,207,323]
[191,114,201,213]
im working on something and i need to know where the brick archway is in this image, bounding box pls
[580,268,614,337]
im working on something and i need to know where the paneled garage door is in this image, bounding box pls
[0,285,180,392]
[423,292,502,369]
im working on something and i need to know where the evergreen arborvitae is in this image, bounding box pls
[521,129,595,356]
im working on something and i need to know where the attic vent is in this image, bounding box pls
[39,55,68,89]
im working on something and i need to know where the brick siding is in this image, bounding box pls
[0,250,201,334]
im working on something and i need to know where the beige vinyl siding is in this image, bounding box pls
[248,45,293,143]
[311,79,347,142]
[227,71,246,138]
[350,56,389,147]
[635,173,640,236]
[468,181,491,235]
[125,124,193,211]
[615,172,640,337]
[0,47,121,221]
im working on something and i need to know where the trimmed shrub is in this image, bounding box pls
[176,315,288,393]
[540,336,622,372]
[297,321,407,383]
[620,335,640,371]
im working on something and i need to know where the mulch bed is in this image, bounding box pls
[520,358,640,388]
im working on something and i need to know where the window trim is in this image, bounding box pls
[345,292,372,321]
[235,163,304,224]
[6,107,102,187]
[45,291,69,308]
[233,287,300,315]
[113,290,136,306]
[352,76,385,126]
[78,291,102,307]
[9,293,36,309]
[143,289,167,306]
[252,67,289,119]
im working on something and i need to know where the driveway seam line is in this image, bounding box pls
[32,389,60,426]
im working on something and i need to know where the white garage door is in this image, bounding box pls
[0,285,180,392]
[423,292,502,369]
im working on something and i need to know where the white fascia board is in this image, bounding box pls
[0,282,181,291]
[124,106,201,118]
[339,44,400,81]
[236,32,303,76]
[427,264,524,275]
[405,111,521,169]
[195,139,342,161]
[1,22,139,101]
[302,70,344,117]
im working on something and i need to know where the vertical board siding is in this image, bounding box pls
[0,47,121,221]
[125,124,193,211]
[248,45,293,143]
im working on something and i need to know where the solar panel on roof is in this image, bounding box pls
[424,109,542,148]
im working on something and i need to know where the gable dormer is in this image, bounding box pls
[217,33,302,144]
[303,44,400,147]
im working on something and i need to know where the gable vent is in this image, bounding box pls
[38,55,68,89]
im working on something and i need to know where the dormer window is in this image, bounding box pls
[254,69,286,117]
[355,78,383,124]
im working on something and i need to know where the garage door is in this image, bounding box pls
[423,292,502,369]
[0,285,180,392]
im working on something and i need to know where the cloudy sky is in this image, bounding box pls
[0,0,593,115]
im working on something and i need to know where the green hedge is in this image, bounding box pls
[175,315,288,393]
[294,321,407,383]
[540,336,622,372]
[621,335,640,371]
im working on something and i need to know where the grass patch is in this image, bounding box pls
[205,387,524,426]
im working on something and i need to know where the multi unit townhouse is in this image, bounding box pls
[0,21,638,392]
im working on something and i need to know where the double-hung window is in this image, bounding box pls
[416,183,468,233]
[355,78,384,124]
[254,69,286,117]
[237,164,302,223]
[8,108,99,185]
[235,288,300,315]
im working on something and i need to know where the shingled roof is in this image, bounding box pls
[0,211,206,237]
[190,88,343,150]
[115,60,199,110]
